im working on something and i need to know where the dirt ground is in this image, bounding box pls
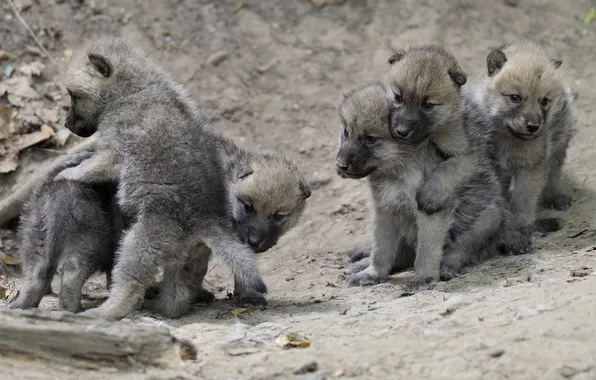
[1,0,596,379]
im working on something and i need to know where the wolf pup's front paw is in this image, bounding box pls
[540,193,572,211]
[405,276,437,292]
[346,266,387,287]
[416,184,448,215]
[235,293,268,309]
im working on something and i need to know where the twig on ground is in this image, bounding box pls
[7,0,58,65]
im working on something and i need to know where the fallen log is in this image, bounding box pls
[0,309,197,370]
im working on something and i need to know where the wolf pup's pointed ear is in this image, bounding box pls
[388,49,406,65]
[551,59,563,70]
[487,49,507,77]
[448,70,467,87]
[88,53,113,78]
[299,180,312,199]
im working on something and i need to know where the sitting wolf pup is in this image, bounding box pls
[8,151,128,313]
[470,42,576,253]
[54,38,267,320]
[338,45,506,289]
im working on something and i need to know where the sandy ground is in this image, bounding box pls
[1,0,596,379]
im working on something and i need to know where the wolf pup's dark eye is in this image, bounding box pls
[272,213,284,221]
[421,101,435,110]
[394,93,403,103]
[365,135,377,144]
[343,126,348,138]
[540,97,550,107]
[509,94,522,103]
[244,202,253,213]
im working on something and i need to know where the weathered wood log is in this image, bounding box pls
[0,309,197,369]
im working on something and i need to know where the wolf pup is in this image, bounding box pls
[8,151,128,313]
[56,38,266,319]
[471,42,576,253]
[144,147,311,317]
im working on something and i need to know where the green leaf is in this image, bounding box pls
[584,8,596,24]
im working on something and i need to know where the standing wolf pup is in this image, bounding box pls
[470,42,576,253]
[144,147,311,317]
[55,38,267,320]
[8,151,128,313]
[9,145,310,318]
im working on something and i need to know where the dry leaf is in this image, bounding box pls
[503,274,531,287]
[0,77,41,100]
[0,124,55,173]
[4,281,18,303]
[0,251,19,266]
[18,61,45,77]
[275,333,310,349]
[0,51,16,61]
[0,105,13,139]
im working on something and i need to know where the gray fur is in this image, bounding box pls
[341,44,507,288]
[336,79,451,290]
[144,146,311,316]
[8,151,128,312]
[57,37,267,320]
[470,42,576,254]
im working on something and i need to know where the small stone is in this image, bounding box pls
[294,361,318,375]
[489,349,505,358]
[570,267,591,277]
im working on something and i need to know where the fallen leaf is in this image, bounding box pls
[14,124,55,150]
[275,333,310,349]
[325,281,338,287]
[231,309,240,317]
[0,124,55,173]
[0,51,16,61]
[233,2,245,13]
[0,76,41,100]
[0,105,13,139]
[18,61,45,77]
[4,281,18,303]
[0,251,19,266]
[503,275,531,287]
